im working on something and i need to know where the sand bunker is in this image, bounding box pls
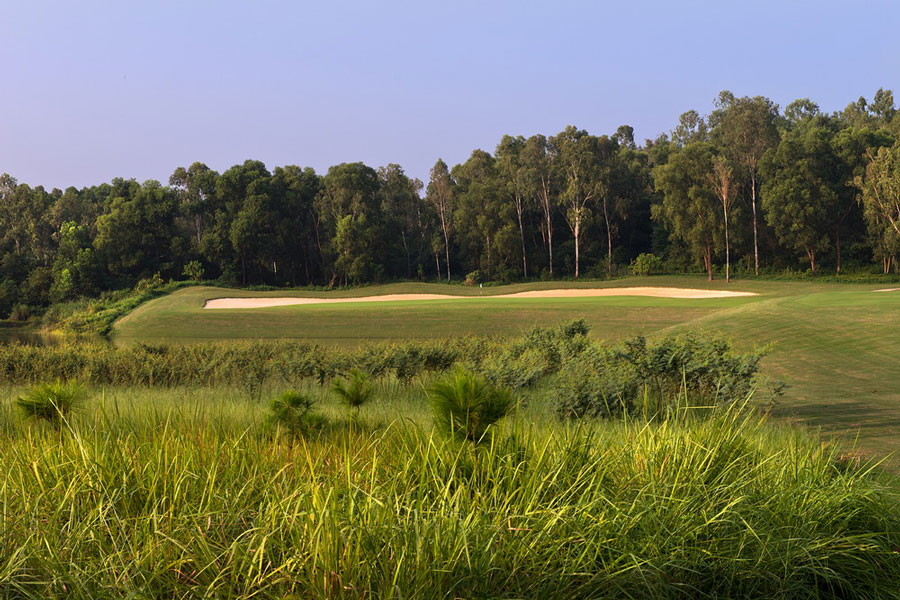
[874,288,900,292]
[204,287,757,309]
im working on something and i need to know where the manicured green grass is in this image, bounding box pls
[111,276,900,466]
[1,385,898,599]
[112,277,780,343]
[660,288,900,465]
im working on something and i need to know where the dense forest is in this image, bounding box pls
[2,89,900,318]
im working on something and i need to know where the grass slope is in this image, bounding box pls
[112,276,900,466]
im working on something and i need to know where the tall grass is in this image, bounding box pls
[15,381,85,427]
[0,338,472,388]
[0,386,898,598]
[428,368,514,441]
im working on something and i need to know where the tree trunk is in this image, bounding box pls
[750,172,759,276]
[548,224,554,275]
[574,218,581,278]
[516,197,528,278]
[703,245,713,281]
[806,247,816,274]
[434,251,441,281]
[241,255,246,286]
[542,178,553,275]
[444,234,451,282]
[195,215,203,247]
[439,210,451,282]
[835,227,841,274]
[485,233,492,279]
[724,203,730,283]
[401,230,410,279]
[604,200,613,278]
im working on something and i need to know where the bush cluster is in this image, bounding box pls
[1,321,773,425]
[629,252,664,276]
[0,338,477,389]
[554,333,770,419]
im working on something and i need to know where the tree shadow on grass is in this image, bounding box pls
[774,398,900,468]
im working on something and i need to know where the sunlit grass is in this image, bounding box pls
[1,384,898,598]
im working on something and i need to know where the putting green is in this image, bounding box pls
[112,276,900,466]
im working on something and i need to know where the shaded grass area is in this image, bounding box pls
[0,385,898,599]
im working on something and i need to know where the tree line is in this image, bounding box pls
[2,88,900,317]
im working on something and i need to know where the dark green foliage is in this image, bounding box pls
[428,369,514,442]
[9,303,34,322]
[331,369,375,415]
[16,381,86,427]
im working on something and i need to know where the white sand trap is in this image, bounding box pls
[874,288,900,292]
[204,287,757,309]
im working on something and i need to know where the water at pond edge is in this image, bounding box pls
[0,328,89,347]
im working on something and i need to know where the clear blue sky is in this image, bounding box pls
[2,0,898,190]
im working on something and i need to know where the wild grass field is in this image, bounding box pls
[2,375,900,598]
[111,276,900,466]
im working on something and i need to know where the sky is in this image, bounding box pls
[1,0,898,190]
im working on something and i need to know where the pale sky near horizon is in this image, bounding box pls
[2,0,898,190]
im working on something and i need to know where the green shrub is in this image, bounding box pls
[428,369,514,442]
[555,334,768,420]
[16,381,86,427]
[620,334,764,402]
[630,252,664,276]
[555,346,640,419]
[9,303,35,322]
[268,390,322,436]
[41,278,202,335]
[0,327,772,420]
[331,369,376,416]
[475,319,591,389]
[182,260,205,281]
[475,347,551,390]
